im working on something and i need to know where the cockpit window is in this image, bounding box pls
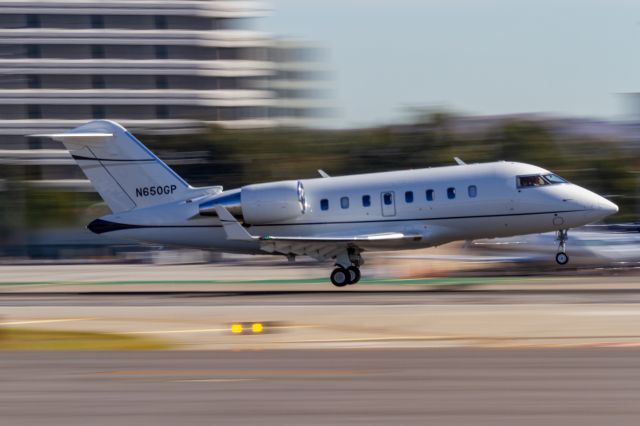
[543,174,568,184]
[517,173,569,188]
[517,175,547,188]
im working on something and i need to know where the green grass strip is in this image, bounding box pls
[0,276,515,286]
[0,328,171,351]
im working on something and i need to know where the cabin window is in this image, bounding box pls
[383,193,393,205]
[362,195,371,207]
[320,199,329,211]
[447,187,456,199]
[405,191,414,203]
[468,185,477,198]
[340,196,350,209]
[426,189,434,202]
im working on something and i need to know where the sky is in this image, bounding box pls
[261,0,640,128]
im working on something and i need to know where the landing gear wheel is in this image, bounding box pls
[330,267,350,287]
[346,266,361,285]
[555,252,569,265]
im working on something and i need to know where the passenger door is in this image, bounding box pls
[380,191,396,217]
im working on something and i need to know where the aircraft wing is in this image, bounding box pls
[215,205,422,260]
[260,233,422,243]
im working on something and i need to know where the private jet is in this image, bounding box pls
[34,120,619,286]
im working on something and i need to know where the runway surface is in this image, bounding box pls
[2,348,639,426]
[3,274,640,349]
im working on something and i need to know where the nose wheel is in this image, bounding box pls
[555,229,569,265]
[555,252,569,265]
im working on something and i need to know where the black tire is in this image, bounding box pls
[555,252,569,265]
[346,266,361,285]
[330,267,350,287]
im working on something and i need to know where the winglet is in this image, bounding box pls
[454,157,466,165]
[214,205,255,241]
[317,169,330,178]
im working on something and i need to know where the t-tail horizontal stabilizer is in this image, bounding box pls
[30,133,113,143]
[31,120,193,214]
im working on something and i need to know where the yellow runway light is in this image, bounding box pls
[228,321,283,335]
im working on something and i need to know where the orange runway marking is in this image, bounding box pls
[96,369,368,376]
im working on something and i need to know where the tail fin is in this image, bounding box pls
[33,120,192,213]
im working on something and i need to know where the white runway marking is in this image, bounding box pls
[124,328,229,335]
[567,310,640,316]
[171,379,257,383]
[0,318,96,326]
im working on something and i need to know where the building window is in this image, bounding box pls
[468,185,477,198]
[27,75,40,89]
[91,75,105,89]
[154,15,168,29]
[26,14,40,28]
[91,45,105,59]
[26,45,40,59]
[90,15,104,29]
[405,191,414,203]
[320,199,329,211]
[27,105,41,119]
[155,75,168,89]
[447,187,456,200]
[220,77,239,89]
[156,105,169,119]
[155,45,168,59]
[362,195,371,207]
[340,197,349,209]
[426,189,434,202]
[92,105,105,119]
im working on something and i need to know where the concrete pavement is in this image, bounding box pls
[1,348,639,426]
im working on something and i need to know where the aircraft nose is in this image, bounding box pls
[598,198,619,215]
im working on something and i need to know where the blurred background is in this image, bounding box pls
[0,0,638,273]
[2,3,640,424]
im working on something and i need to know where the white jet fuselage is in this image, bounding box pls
[92,161,617,254]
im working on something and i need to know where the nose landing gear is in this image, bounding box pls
[555,229,569,265]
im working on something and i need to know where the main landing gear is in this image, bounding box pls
[330,248,363,287]
[330,265,361,287]
[555,229,569,265]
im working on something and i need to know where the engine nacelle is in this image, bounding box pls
[199,180,306,225]
[241,180,306,224]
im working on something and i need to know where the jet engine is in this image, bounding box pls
[199,180,307,225]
